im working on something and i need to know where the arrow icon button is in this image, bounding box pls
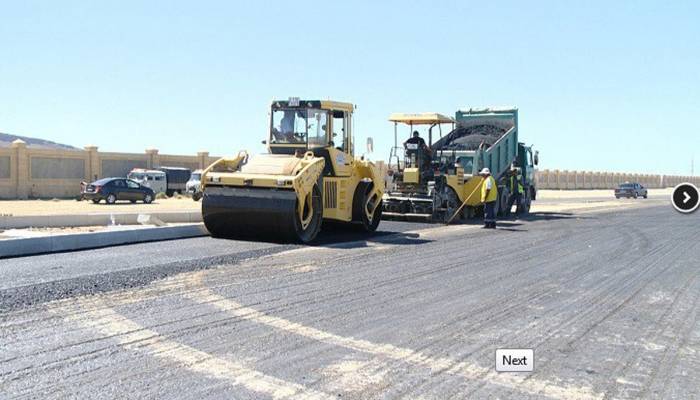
[672,183,699,214]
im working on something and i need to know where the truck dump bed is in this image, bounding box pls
[435,108,519,179]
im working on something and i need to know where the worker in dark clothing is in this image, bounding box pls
[404,131,428,151]
[404,131,432,170]
[506,166,524,218]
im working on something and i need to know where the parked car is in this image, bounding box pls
[615,182,648,199]
[186,169,203,201]
[82,177,155,204]
[127,169,167,195]
[127,166,191,196]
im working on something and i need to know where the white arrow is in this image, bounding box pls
[683,192,692,204]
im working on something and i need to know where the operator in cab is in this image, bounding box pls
[404,131,429,151]
[480,168,498,229]
[404,131,432,170]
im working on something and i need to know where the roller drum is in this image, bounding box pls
[202,186,321,243]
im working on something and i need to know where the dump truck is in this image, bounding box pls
[200,98,384,243]
[383,107,538,222]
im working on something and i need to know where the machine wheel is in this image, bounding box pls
[633,192,638,199]
[441,187,463,223]
[464,206,476,219]
[166,190,174,197]
[353,181,382,232]
[517,191,531,216]
[192,191,202,201]
[496,187,510,217]
[143,193,153,204]
[130,200,137,204]
[291,184,323,243]
[106,194,117,204]
[643,193,648,199]
[92,199,101,204]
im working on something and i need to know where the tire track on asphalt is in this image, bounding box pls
[57,299,336,400]
[0,212,612,396]
[401,222,642,398]
[432,219,664,398]
[502,221,689,399]
[606,241,700,399]
[1,205,680,398]
[183,272,603,400]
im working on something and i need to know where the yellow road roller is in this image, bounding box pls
[200,98,384,243]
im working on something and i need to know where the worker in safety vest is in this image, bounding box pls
[506,166,525,218]
[480,168,498,229]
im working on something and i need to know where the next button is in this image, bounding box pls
[495,349,534,372]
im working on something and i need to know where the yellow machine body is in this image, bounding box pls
[403,168,420,184]
[201,99,384,243]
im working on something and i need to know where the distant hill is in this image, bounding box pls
[0,132,79,150]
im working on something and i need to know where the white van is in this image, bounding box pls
[127,169,167,195]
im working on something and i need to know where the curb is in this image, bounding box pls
[0,224,209,258]
[0,211,202,229]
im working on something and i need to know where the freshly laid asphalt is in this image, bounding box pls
[1,204,698,399]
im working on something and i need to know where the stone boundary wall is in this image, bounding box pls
[534,169,700,190]
[1,143,698,198]
[0,140,219,199]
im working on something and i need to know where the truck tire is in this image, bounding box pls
[442,187,463,223]
[353,181,382,232]
[518,191,531,216]
[496,187,509,217]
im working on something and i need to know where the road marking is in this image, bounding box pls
[322,358,388,392]
[62,299,334,400]
[186,273,603,400]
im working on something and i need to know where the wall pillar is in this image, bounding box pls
[84,145,100,181]
[145,148,160,169]
[12,139,29,199]
[197,151,210,169]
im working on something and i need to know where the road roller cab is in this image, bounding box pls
[201,98,384,243]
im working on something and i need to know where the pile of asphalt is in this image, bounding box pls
[433,124,506,150]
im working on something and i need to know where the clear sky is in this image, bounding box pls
[1,1,698,175]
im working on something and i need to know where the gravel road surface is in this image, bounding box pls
[1,204,697,399]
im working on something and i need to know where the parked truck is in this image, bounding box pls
[383,107,539,222]
[127,166,191,196]
[157,166,191,196]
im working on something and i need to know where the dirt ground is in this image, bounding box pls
[537,188,672,199]
[0,189,672,217]
[0,197,201,216]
